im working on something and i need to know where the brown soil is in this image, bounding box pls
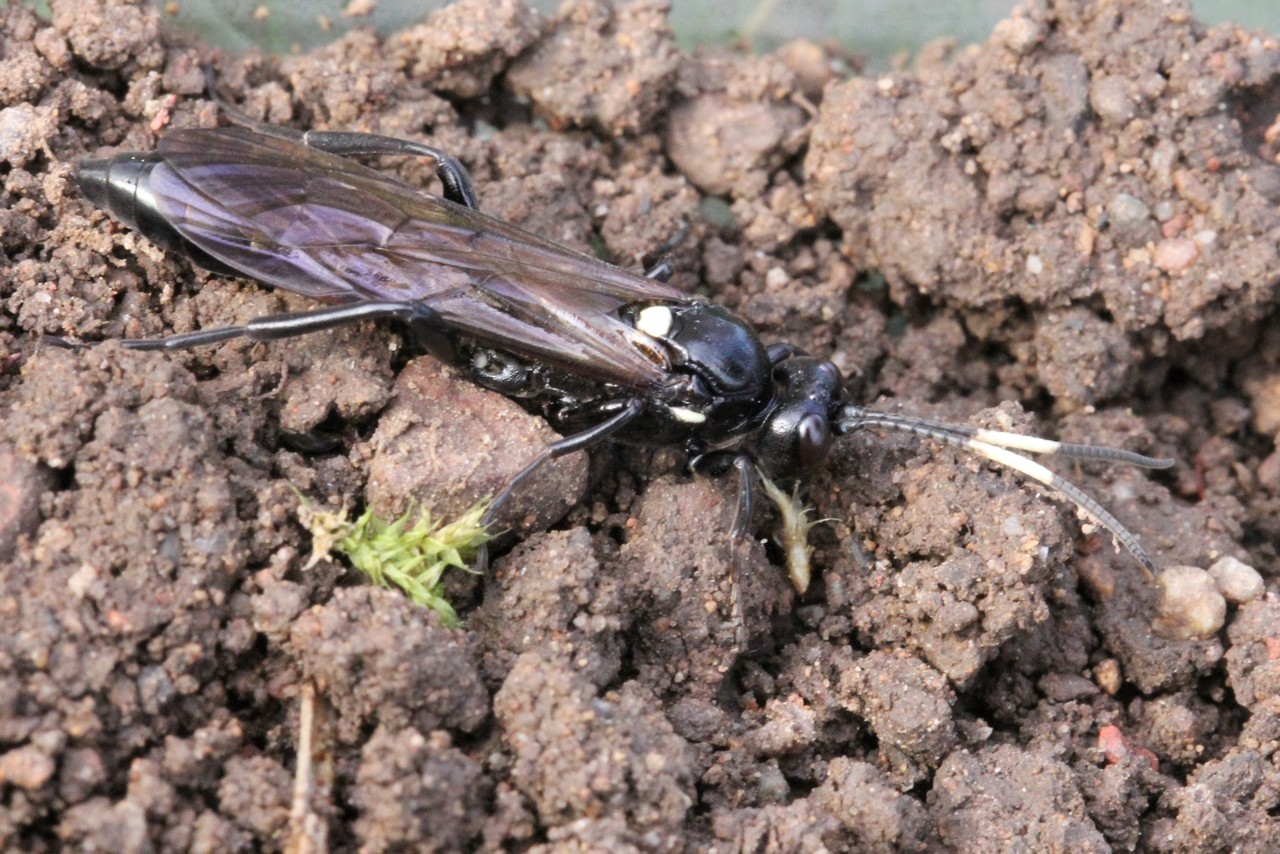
[2,0,1279,850]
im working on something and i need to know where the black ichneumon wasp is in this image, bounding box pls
[68,95,1173,610]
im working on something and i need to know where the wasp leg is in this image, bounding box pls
[766,342,800,365]
[644,259,673,281]
[687,450,755,653]
[640,224,690,280]
[476,398,645,570]
[116,300,447,351]
[199,68,477,208]
[726,454,755,654]
[300,131,478,210]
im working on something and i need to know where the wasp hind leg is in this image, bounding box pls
[475,399,646,571]
[300,131,479,210]
[200,66,478,208]
[687,451,757,654]
[107,300,450,352]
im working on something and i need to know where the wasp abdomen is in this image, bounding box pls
[77,154,233,274]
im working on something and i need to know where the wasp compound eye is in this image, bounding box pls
[795,412,831,469]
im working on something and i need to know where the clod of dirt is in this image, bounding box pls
[362,358,587,536]
[49,0,162,70]
[710,756,935,851]
[506,0,680,136]
[831,403,1072,686]
[0,744,55,790]
[839,650,957,787]
[664,53,809,199]
[472,527,624,687]
[806,758,931,852]
[0,443,52,560]
[217,755,291,842]
[805,0,1280,352]
[610,475,794,699]
[744,693,817,757]
[0,103,59,168]
[931,744,1110,852]
[7,345,198,468]
[55,799,151,852]
[264,324,396,436]
[286,586,490,742]
[1135,691,1220,769]
[386,0,544,99]
[1032,306,1136,408]
[493,651,696,850]
[1157,743,1280,852]
[352,726,487,852]
[1223,598,1280,711]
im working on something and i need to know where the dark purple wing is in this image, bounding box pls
[149,127,689,389]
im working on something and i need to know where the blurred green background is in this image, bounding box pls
[113,0,1280,66]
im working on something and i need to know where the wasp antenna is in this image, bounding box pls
[965,439,1158,577]
[839,407,1171,469]
[839,405,1161,575]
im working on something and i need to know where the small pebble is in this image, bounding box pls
[1107,192,1150,225]
[1104,192,1155,244]
[1152,200,1176,222]
[1250,374,1280,438]
[1152,565,1227,640]
[0,745,55,790]
[774,39,838,98]
[1207,555,1264,604]
[1094,658,1123,695]
[991,16,1043,54]
[756,762,790,803]
[1192,229,1217,248]
[1258,449,1280,493]
[1153,237,1200,272]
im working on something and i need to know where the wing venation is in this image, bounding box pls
[151,127,689,388]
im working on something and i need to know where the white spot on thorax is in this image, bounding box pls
[635,305,673,339]
[669,406,706,424]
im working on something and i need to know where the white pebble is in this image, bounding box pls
[1207,555,1264,604]
[765,267,789,289]
[1151,565,1226,640]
